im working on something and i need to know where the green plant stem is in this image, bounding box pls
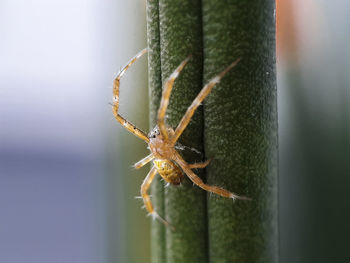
[147,0,208,262]
[146,1,165,263]
[147,0,278,262]
[202,1,278,262]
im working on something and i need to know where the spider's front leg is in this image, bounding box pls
[112,48,149,143]
[171,58,241,145]
[141,167,171,227]
[174,152,250,200]
[157,56,191,140]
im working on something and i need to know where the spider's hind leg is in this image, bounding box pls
[188,159,211,169]
[174,152,251,201]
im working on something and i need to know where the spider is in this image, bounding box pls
[112,48,250,227]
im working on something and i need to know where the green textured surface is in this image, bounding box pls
[158,1,208,262]
[147,0,208,262]
[146,1,166,263]
[202,0,278,262]
[147,0,278,262]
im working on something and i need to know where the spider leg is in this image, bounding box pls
[174,152,250,200]
[141,167,172,227]
[157,56,191,140]
[188,159,211,169]
[134,153,154,169]
[113,48,149,143]
[171,58,241,145]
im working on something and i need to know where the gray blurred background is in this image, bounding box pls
[0,0,149,262]
[0,0,349,263]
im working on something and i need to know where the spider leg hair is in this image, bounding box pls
[141,167,172,228]
[112,48,149,143]
[157,55,191,140]
[173,152,251,200]
[171,58,241,145]
[175,142,202,156]
[134,153,154,169]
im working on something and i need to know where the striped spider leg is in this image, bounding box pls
[113,49,249,228]
[112,48,149,143]
[112,48,173,226]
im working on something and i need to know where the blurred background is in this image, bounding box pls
[277,0,350,262]
[0,0,149,262]
[0,0,349,263]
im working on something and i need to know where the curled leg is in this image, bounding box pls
[157,56,191,140]
[174,152,250,200]
[171,58,241,145]
[141,167,171,227]
[112,48,149,142]
[188,159,211,169]
[134,153,154,169]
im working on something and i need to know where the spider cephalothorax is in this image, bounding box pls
[148,126,184,185]
[112,48,250,226]
[148,126,175,158]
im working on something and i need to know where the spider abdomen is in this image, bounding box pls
[153,159,184,185]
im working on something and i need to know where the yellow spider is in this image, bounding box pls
[112,48,249,227]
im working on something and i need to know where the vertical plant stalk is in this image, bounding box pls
[146,1,165,263]
[147,0,278,262]
[202,0,278,262]
[147,0,208,263]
